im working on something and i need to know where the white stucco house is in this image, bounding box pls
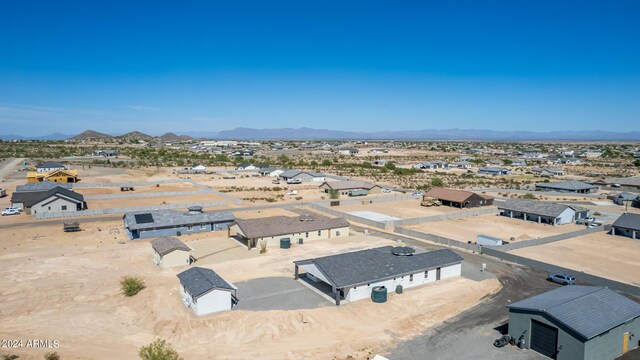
[151,236,192,268]
[294,246,463,305]
[177,267,237,316]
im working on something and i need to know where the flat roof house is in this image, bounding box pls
[35,161,66,173]
[294,246,463,305]
[423,187,494,208]
[229,215,349,250]
[279,170,325,183]
[535,181,598,194]
[151,236,192,268]
[123,207,235,240]
[497,199,589,225]
[319,180,382,196]
[611,213,640,240]
[507,286,640,360]
[478,167,511,176]
[177,267,237,316]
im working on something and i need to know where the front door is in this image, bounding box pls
[623,332,629,354]
[436,267,441,281]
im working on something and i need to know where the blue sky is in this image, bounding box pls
[1,1,639,135]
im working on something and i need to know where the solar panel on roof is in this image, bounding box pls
[134,213,154,224]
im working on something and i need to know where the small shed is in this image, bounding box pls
[476,234,502,246]
[151,236,192,268]
[177,267,237,316]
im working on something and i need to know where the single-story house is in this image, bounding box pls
[451,161,473,169]
[229,214,349,250]
[123,207,235,240]
[338,148,359,155]
[91,149,119,157]
[27,169,79,183]
[12,186,86,214]
[368,149,389,154]
[497,199,589,225]
[612,192,639,207]
[423,188,494,208]
[555,157,581,165]
[531,168,565,177]
[413,161,449,170]
[15,180,72,192]
[177,267,237,316]
[319,180,382,196]
[258,167,285,177]
[35,161,66,173]
[611,213,640,239]
[478,167,511,176]
[535,181,598,194]
[294,246,463,305]
[507,286,640,360]
[151,236,192,268]
[235,163,256,170]
[600,177,640,190]
[509,159,527,166]
[191,164,207,172]
[279,170,325,183]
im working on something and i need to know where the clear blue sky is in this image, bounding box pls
[1,0,639,135]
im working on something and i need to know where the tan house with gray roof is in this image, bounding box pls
[151,236,192,268]
[229,215,350,250]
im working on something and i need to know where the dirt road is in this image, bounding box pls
[0,157,24,180]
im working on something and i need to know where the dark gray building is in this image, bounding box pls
[123,207,235,240]
[508,286,640,360]
[535,181,598,194]
[611,213,640,240]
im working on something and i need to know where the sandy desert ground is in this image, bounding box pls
[0,220,500,360]
[510,232,640,285]
[408,214,585,242]
[337,200,488,219]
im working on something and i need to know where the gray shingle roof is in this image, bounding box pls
[36,161,65,169]
[15,181,72,192]
[12,186,84,207]
[498,199,588,218]
[151,236,191,256]
[177,267,235,299]
[508,286,640,340]
[233,215,349,239]
[612,213,640,231]
[123,209,235,231]
[295,247,463,288]
[280,170,324,178]
[535,181,598,191]
[604,176,640,187]
[321,180,380,191]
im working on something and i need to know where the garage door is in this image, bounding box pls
[531,319,558,359]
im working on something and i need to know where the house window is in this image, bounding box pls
[187,225,193,231]
[305,232,309,238]
[48,206,51,210]
[409,274,414,282]
[200,224,206,230]
[424,271,428,278]
[336,231,341,236]
[61,205,67,210]
[367,283,371,287]
[318,230,321,236]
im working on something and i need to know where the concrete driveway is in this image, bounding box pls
[234,276,330,311]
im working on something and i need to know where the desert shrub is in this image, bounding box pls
[593,212,602,216]
[139,339,183,360]
[121,276,146,297]
[328,189,339,199]
[522,193,536,200]
[295,196,303,200]
[431,177,444,187]
[44,352,60,360]
[265,198,277,203]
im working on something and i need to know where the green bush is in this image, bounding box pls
[139,339,183,360]
[44,352,60,360]
[121,276,146,297]
[431,177,444,187]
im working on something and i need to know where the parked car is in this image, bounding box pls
[272,179,280,184]
[583,216,596,222]
[547,273,576,285]
[382,188,392,193]
[412,192,423,198]
[587,222,603,228]
[2,207,21,216]
[286,179,302,184]
[286,190,298,196]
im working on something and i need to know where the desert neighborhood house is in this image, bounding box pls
[229,215,349,250]
[35,161,66,172]
[319,180,383,196]
[151,236,192,268]
[294,246,463,305]
[507,286,640,360]
[423,187,494,208]
[177,267,237,316]
[611,212,640,239]
[11,186,86,214]
[279,170,325,183]
[123,207,235,240]
[497,199,589,225]
[534,181,598,194]
[27,168,79,183]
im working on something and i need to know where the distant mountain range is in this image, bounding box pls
[2,127,640,141]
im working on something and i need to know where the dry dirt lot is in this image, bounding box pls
[0,220,500,360]
[86,193,230,209]
[511,232,640,286]
[337,200,488,219]
[408,214,585,242]
[75,181,201,196]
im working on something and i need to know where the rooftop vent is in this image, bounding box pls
[187,206,203,214]
[391,246,415,256]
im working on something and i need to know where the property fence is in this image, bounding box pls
[481,246,640,297]
[494,225,611,251]
[73,179,191,188]
[84,190,209,200]
[393,227,482,253]
[470,188,608,200]
[392,207,498,226]
[34,201,228,219]
[315,193,415,207]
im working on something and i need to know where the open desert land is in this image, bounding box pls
[510,232,640,286]
[337,199,490,219]
[0,219,500,360]
[408,214,585,243]
[85,193,230,209]
[74,181,202,195]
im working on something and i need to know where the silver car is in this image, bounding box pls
[547,273,576,285]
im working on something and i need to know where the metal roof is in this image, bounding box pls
[498,199,588,218]
[280,170,325,178]
[177,267,235,299]
[233,215,349,239]
[535,181,598,191]
[151,236,191,256]
[612,213,640,231]
[294,246,463,288]
[508,286,640,340]
[15,181,72,192]
[123,209,235,231]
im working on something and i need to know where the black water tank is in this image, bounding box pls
[396,285,403,294]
